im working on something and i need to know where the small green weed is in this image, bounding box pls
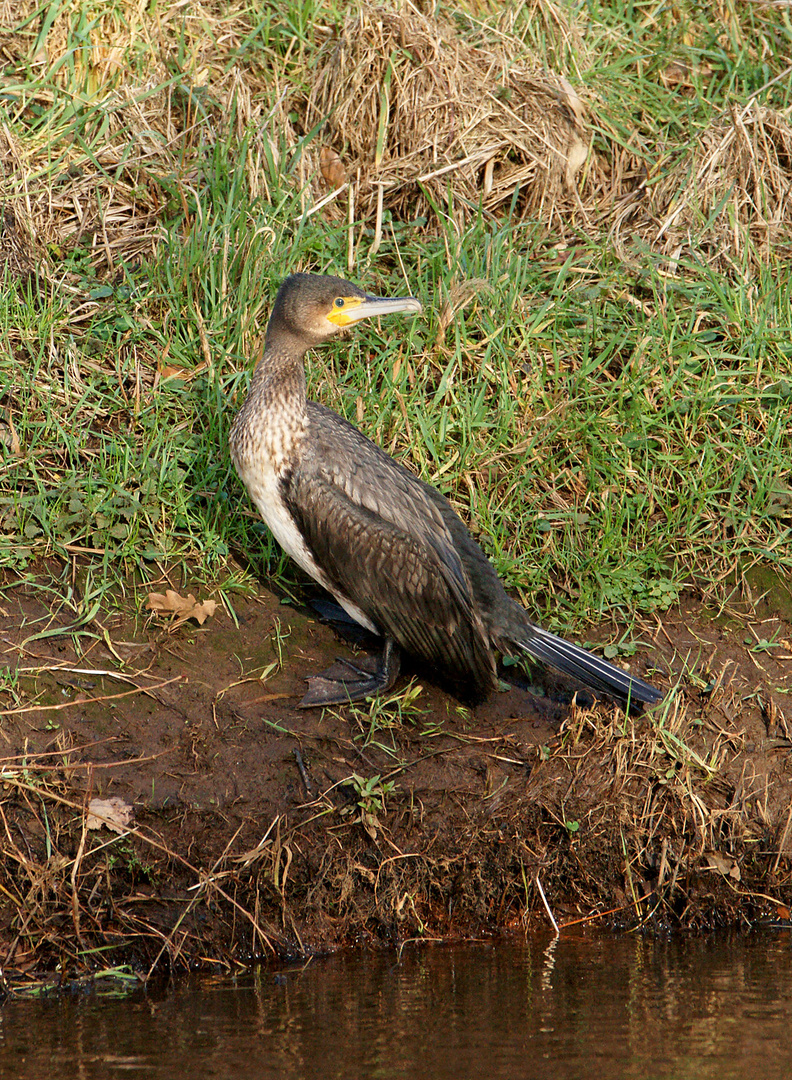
[340,773,397,840]
[346,681,425,759]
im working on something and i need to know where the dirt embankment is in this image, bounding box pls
[1,567,792,991]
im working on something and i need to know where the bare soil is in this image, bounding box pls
[2,565,792,990]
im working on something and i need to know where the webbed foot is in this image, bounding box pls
[299,639,401,708]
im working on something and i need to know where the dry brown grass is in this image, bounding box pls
[303,3,589,230]
[2,597,792,989]
[3,0,791,282]
[1,0,288,281]
[295,3,792,273]
[607,100,792,273]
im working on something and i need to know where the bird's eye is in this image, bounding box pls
[334,297,345,308]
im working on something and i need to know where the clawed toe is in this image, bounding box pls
[298,640,401,708]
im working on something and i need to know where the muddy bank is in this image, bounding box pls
[1,566,791,990]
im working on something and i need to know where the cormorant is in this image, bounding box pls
[229,273,662,711]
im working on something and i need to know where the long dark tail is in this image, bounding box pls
[512,623,663,709]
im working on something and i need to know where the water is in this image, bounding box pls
[2,932,792,1079]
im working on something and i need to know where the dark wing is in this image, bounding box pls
[283,404,497,695]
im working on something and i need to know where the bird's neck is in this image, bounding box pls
[230,346,309,474]
[249,345,307,414]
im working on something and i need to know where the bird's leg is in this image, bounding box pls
[299,638,401,708]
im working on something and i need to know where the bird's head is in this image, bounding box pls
[267,273,422,351]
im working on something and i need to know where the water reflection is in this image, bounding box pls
[1,932,792,1079]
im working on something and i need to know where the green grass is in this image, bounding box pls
[1,0,791,650]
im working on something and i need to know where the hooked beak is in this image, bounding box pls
[350,294,422,321]
[329,294,422,327]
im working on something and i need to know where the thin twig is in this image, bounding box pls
[347,178,355,273]
[370,182,385,257]
[0,676,183,717]
[70,765,93,951]
[535,875,560,935]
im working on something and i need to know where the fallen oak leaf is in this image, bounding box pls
[146,589,218,627]
[87,796,134,834]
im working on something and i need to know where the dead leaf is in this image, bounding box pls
[660,61,713,88]
[87,796,134,834]
[361,810,379,841]
[320,146,346,189]
[157,360,209,383]
[146,589,218,628]
[482,156,495,197]
[557,76,585,126]
[159,363,190,380]
[704,852,741,881]
[0,412,21,456]
[565,134,588,189]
